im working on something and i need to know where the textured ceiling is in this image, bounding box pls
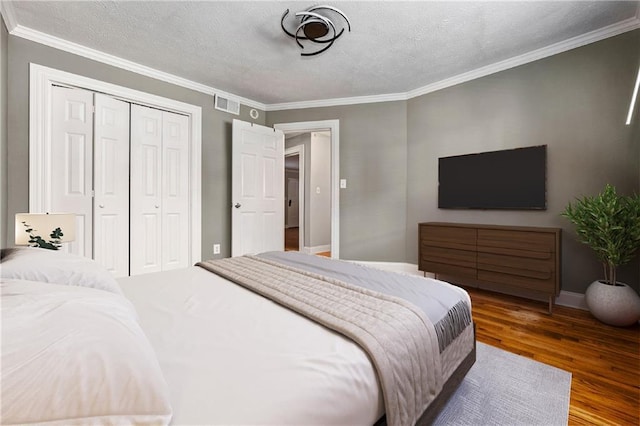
[6,1,640,105]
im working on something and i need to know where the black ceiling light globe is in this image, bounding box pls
[303,21,329,40]
[281,5,351,56]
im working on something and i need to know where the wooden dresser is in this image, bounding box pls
[419,222,561,313]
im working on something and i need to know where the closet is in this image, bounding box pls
[50,86,190,277]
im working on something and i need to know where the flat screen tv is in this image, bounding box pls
[438,145,547,210]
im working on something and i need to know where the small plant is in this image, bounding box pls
[562,184,640,286]
[21,221,64,250]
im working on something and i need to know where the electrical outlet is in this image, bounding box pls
[213,244,221,255]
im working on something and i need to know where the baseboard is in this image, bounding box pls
[555,291,588,310]
[302,244,331,254]
[349,260,430,277]
[349,260,588,311]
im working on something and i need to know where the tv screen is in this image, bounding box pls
[438,145,547,210]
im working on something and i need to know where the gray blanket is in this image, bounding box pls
[258,251,472,353]
[197,255,443,426]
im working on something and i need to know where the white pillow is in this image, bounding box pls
[0,247,122,294]
[1,279,172,425]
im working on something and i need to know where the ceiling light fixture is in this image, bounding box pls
[281,5,351,57]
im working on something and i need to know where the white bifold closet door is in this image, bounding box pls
[51,87,130,277]
[93,94,131,277]
[51,87,94,258]
[130,104,189,275]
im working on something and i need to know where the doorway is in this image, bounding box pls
[282,130,333,257]
[275,120,339,258]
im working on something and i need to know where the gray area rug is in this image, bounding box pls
[434,342,571,425]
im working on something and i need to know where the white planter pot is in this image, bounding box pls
[585,280,640,327]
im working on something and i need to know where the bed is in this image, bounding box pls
[1,248,475,426]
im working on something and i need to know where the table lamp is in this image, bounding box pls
[15,213,76,250]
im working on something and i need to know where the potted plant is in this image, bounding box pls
[562,184,640,326]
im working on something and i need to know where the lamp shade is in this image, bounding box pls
[15,213,76,245]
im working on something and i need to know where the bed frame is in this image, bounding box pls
[375,325,477,426]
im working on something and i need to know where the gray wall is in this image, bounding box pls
[268,101,409,262]
[5,35,265,259]
[0,19,7,249]
[407,30,640,293]
[309,131,331,248]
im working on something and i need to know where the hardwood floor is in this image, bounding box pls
[466,287,639,425]
[285,227,299,251]
[285,227,331,257]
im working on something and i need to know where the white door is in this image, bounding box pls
[161,111,190,270]
[50,86,94,257]
[130,105,163,275]
[232,119,285,256]
[130,106,190,275]
[93,94,130,277]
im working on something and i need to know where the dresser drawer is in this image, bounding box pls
[420,261,477,280]
[420,225,476,251]
[477,229,555,253]
[478,253,554,280]
[478,270,555,293]
[422,246,476,268]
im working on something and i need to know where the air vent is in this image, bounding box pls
[214,95,240,115]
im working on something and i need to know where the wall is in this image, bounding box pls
[406,30,640,293]
[5,35,264,259]
[268,101,408,262]
[309,131,331,249]
[0,19,6,249]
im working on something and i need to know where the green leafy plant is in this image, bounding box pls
[562,184,640,286]
[21,221,64,250]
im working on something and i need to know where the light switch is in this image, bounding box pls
[316,186,321,194]
[340,179,347,189]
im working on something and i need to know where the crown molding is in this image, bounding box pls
[0,0,18,32]
[265,92,407,112]
[9,24,267,110]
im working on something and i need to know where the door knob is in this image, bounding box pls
[234,203,241,209]
[98,204,104,208]
[155,205,160,209]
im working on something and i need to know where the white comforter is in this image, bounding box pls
[119,266,385,425]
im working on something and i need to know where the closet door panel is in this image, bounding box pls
[130,105,163,276]
[93,94,130,277]
[50,87,94,258]
[162,111,190,270]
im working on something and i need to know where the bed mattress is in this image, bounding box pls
[119,262,473,425]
